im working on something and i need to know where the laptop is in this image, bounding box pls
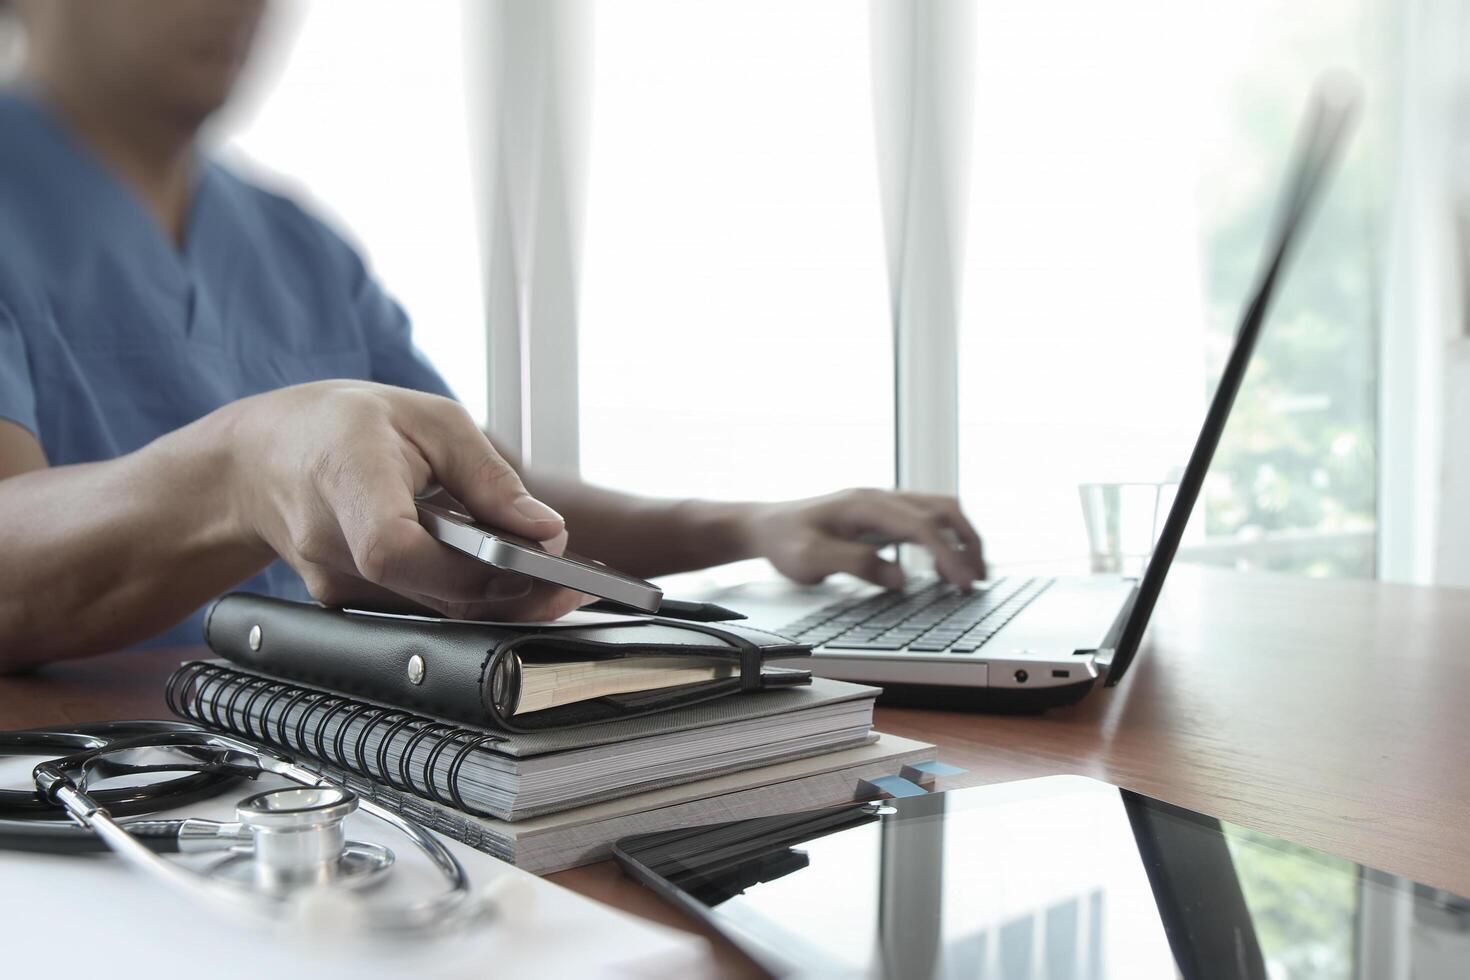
[700,84,1358,711]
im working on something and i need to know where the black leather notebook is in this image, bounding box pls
[203,592,813,732]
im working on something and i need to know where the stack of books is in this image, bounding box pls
[167,594,938,874]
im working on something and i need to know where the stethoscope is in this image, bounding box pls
[0,720,483,934]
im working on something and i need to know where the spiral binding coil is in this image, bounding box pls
[165,660,501,817]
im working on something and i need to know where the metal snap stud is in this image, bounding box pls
[407,654,426,685]
[249,624,262,651]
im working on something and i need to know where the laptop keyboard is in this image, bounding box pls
[778,577,1055,653]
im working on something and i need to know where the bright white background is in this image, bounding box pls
[577,0,894,503]
[959,0,1210,567]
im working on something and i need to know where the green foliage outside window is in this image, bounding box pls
[1225,825,1358,978]
[1194,0,1388,578]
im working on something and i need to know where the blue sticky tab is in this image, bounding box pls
[865,774,929,799]
[905,760,967,777]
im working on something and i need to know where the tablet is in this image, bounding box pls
[613,775,1469,979]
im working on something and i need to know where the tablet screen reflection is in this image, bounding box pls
[621,778,1469,979]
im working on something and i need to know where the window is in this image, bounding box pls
[1192,0,1385,578]
[222,0,1388,578]
[957,0,1385,577]
[1224,825,1358,977]
[218,0,487,421]
[577,1,893,502]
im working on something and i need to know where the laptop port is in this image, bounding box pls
[1052,669,1070,679]
[1014,669,1028,683]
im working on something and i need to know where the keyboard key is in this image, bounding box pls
[786,575,1057,652]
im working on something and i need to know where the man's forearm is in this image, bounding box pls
[0,415,271,667]
[521,471,761,578]
[519,470,987,592]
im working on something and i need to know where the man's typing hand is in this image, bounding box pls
[223,381,584,621]
[742,488,985,591]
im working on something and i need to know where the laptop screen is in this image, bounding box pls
[1102,80,1359,686]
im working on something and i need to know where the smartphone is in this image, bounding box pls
[415,501,663,613]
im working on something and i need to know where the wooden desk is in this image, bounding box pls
[6,565,1470,977]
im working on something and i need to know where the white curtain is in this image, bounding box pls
[869,0,975,499]
[1378,0,1470,584]
[463,0,591,473]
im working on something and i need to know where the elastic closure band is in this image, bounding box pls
[652,619,766,692]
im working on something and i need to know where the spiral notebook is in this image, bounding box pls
[167,659,879,821]
[317,733,939,875]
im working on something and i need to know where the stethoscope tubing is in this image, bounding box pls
[4,721,483,934]
[0,815,186,853]
[0,720,242,821]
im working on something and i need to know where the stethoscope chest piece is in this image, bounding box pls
[206,785,394,894]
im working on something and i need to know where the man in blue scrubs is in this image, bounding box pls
[0,0,983,666]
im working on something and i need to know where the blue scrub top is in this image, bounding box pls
[0,91,457,649]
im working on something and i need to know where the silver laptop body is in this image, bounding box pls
[703,573,1133,702]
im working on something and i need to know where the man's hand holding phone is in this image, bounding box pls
[226,380,584,621]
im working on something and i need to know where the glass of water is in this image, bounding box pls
[1078,481,1179,577]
